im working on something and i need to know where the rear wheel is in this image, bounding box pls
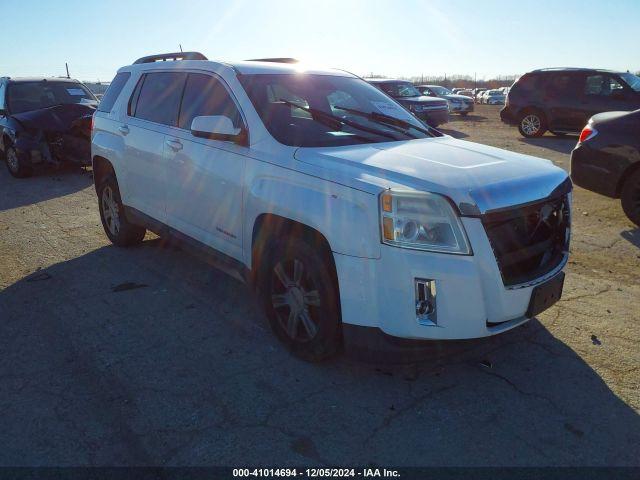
[621,169,640,227]
[518,110,547,138]
[5,146,32,178]
[98,175,146,246]
[260,236,342,361]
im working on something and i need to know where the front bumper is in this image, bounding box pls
[334,217,566,342]
[449,102,474,113]
[415,109,449,127]
[500,106,518,125]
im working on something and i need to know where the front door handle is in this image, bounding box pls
[118,125,129,135]
[165,139,183,151]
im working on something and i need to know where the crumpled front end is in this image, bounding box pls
[13,104,94,167]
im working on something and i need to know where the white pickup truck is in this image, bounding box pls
[91,52,571,361]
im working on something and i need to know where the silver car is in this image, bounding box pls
[483,89,506,105]
[416,85,474,116]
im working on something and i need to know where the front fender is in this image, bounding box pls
[243,173,381,267]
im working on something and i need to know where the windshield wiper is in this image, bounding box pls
[277,99,398,141]
[332,105,431,136]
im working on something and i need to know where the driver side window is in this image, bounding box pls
[584,75,624,97]
[178,74,242,130]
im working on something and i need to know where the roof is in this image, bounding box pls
[364,78,411,84]
[123,52,355,78]
[5,77,81,84]
[228,60,355,77]
[531,67,619,74]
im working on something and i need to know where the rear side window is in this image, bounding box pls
[545,74,576,99]
[511,74,540,95]
[178,73,242,130]
[131,72,187,126]
[97,72,131,113]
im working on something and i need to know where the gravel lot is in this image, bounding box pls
[0,105,638,466]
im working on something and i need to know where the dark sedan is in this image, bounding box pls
[366,79,449,127]
[571,109,640,225]
[0,77,97,178]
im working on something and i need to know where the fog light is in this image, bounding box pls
[415,278,436,325]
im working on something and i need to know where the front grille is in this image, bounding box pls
[482,194,570,287]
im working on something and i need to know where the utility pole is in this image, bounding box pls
[179,44,183,52]
[65,63,70,79]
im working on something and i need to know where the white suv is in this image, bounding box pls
[92,52,571,361]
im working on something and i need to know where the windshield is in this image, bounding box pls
[239,74,433,147]
[377,82,423,98]
[620,73,640,92]
[429,86,453,96]
[7,81,97,114]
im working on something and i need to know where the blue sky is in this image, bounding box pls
[1,0,638,81]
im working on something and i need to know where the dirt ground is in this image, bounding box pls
[0,104,638,466]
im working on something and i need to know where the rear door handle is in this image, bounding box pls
[118,125,129,135]
[165,139,183,151]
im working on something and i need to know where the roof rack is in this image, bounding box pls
[133,52,208,65]
[246,58,299,64]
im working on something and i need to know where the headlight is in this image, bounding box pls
[380,190,471,254]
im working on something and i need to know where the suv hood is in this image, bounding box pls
[294,136,570,214]
[397,95,447,105]
[443,94,474,101]
[12,103,96,136]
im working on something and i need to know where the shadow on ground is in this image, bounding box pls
[0,163,92,212]
[0,241,638,466]
[520,135,578,155]
[449,114,487,123]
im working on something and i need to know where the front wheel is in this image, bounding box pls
[518,111,547,138]
[260,236,342,361]
[621,169,640,227]
[5,146,32,178]
[98,175,146,246]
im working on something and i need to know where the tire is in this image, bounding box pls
[460,112,469,116]
[621,168,640,227]
[5,146,33,178]
[97,174,146,246]
[259,236,342,361]
[518,110,547,138]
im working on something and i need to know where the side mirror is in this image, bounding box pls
[190,115,248,146]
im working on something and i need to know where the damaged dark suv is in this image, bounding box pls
[0,77,97,177]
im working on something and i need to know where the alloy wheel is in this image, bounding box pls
[6,149,19,173]
[270,258,322,342]
[521,114,541,136]
[101,186,120,236]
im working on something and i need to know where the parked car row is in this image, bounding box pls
[415,85,474,115]
[366,79,450,126]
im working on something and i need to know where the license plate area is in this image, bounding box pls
[526,272,565,318]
